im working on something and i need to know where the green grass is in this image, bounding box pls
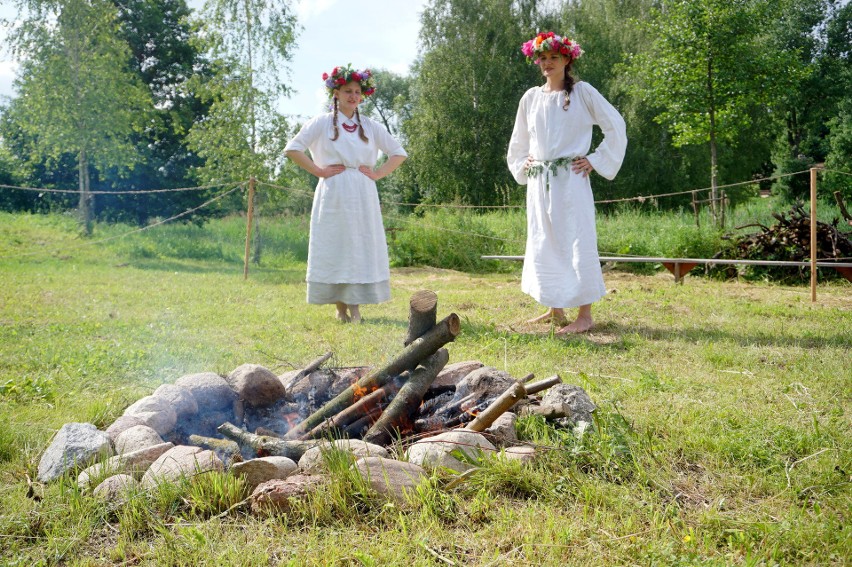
[0,211,850,566]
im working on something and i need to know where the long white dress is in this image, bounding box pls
[284,113,407,304]
[507,82,627,308]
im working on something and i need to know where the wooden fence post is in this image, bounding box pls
[244,176,256,280]
[810,168,818,302]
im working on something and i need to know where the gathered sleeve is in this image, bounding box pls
[506,91,531,185]
[370,119,408,158]
[580,83,627,181]
[284,115,324,154]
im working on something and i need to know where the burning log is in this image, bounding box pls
[464,381,527,432]
[284,313,461,440]
[217,422,320,460]
[363,348,450,446]
[404,290,438,346]
[342,404,386,438]
[304,379,402,440]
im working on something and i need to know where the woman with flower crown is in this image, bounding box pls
[285,65,407,323]
[507,32,627,334]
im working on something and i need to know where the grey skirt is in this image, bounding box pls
[306,281,391,305]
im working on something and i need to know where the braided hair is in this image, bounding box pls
[562,60,576,111]
[330,97,369,143]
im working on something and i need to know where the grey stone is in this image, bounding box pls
[141,445,223,487]
[123,395,177,437]
[152,383,198,418]
[105,415,145,444]
[484,412,518,447]
[114,425,163,454]
[93,474,139,500]
[405,430,496,473]
[174,372,236,412]
[432,360,484,391]
[227,364,286,408]
[78,442,174,490]
[298,439,390,472]
[352,457,428,503]
[37,422,113,483]
[502,444,537,463]
[541,384,597,426]
[454,366,518,402]
[231,456,298,490]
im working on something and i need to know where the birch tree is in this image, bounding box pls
[7,0,151,234]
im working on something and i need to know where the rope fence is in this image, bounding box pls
[4,167,850,300]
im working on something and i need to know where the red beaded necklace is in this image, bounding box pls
[342,122,358,133]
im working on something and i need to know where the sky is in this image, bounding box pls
[0,0,428,119]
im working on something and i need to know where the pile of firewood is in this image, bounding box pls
[719,201,852,280]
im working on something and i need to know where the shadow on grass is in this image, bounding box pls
[123,258,307,283]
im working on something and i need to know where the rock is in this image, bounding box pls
[152,383,198,418]
[231,456,298,491]
[123,395,177,437]
[454,366,518,402]
[78,442,174,490]
[502,444,537,463]
[484,412,518,447]
[285,369,338,406]
[93,474,139,500]
[105,415,146,445]
[174,372,236,412]
[431,360,484,392]
[352,457,428,503]
[141,445,224,487]
[37,423,113,483]
[227,364,286,408]
[250,474,328,515]
[298,439,390,472]
[541,384,596,426]
[406,430,496,473]
[114,425,164,454]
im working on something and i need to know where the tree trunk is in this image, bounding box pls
[284,313,461,440]
[363,348,450,446]
[78,148,93,235]
[404,290,438,345]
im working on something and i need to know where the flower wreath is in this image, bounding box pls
[322,64,376,98]
[521,32,583,64]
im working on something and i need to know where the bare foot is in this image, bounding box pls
[555,316,593,335]
[335,311,351,323]
[348,305,362,324]
[526,308,567,326]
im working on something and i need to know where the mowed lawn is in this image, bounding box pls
[0,212,850,566]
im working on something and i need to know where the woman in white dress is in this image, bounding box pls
[507,32,627,334]
[285,65,407,323]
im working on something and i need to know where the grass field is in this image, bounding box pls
[0,211,850,566]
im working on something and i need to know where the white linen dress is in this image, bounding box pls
[284,113,407,304]
[507,81,627,308]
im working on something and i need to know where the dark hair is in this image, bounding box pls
[562,60,576,111]
[330,97,369,142]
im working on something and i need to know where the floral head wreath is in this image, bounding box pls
[322,64,376,98]
[521,32,583,64]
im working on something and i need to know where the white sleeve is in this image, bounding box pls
[284,115,325,153]
[580,83,627,181]
[370,119,408,158]
[506,92,531,185]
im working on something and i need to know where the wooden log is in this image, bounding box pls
[282,351,333,390]
[519,403,570,420]
[404,290,438,346]
[363,348,450,446]
[188,434,241,459]
[304,379,402,440]
[342,404,387,439]
[524,375,562,395]
[283,313,462,440]
[217,422,320,460]
[463,381,527,432]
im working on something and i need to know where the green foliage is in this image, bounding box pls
[401,0,540,206]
